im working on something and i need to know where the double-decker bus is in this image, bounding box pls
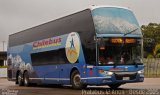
[7,6,144,89]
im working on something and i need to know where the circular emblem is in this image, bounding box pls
[65,32,80,63]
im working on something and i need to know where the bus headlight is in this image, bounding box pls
[105,71,113,76]
[98,70,113,76]
[137,69,144,74]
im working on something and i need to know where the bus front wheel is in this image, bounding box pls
[71,70,87,89]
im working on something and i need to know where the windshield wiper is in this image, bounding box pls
[113,28,139,68]
[124,28,139,36]
[124,28,139,68]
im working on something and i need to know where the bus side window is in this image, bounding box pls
[31,48,69,66]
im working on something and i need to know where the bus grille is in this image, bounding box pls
[115,73,137,80]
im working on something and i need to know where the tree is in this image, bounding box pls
[141,23,160,58]
[153,44,160,58]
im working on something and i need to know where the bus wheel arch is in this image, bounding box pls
[16,70,20,84]
[16,70,24,86]
[70,68,79,78]
[70,68,87,89]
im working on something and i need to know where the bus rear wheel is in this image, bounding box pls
[24,71,30,87]
[71,70,87,89]
[17,72,24,86]
[108,84,121,89]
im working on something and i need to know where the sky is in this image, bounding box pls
[0,0,160,51]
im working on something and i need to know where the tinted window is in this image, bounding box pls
[83,42,96,65]
[92,7,141,35]
[31,48,69,66]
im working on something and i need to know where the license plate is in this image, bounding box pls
[123,77,130,80]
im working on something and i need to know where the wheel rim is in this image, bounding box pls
[18,74,21,84]
[24,77,28,85]
[73,74,81,86]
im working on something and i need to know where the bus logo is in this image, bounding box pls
[65,32,80,63]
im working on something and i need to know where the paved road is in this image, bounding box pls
[0,78,160,95]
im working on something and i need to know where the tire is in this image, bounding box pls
[23,71,30,87]
[71,70,87,89]
[17,72,24,86]
[108,84,121,89]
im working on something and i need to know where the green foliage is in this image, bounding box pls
[141,23,160,43]
[141,23,160,58]
[0,66,7,68]
[147,54,154,58]
[154,44,160,55]
[156,53,160,58]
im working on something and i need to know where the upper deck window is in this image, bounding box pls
[91,7,142,35]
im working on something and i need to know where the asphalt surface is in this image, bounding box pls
[0,78,160,95]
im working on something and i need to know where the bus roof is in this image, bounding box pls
[90,5,131,11]
[8,9,95,47]
[9,5,130,37]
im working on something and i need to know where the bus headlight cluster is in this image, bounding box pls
[98,70,113,76]
[105,71,113,76]
[137,69,144,74]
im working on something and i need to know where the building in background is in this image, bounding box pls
[0,51,7,66]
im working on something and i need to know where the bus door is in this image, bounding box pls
[85,65,98,84]
[85,42,98,84]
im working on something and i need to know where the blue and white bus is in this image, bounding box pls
[7,6,144,89]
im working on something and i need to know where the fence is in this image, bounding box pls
[143,58,160,77]
[0,68,7,77]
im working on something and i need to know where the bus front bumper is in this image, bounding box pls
[81,73,144,85]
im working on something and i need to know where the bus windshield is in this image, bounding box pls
[92,7,142,35]
[98,38,143,66]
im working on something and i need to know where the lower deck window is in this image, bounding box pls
[31,48,69,66]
